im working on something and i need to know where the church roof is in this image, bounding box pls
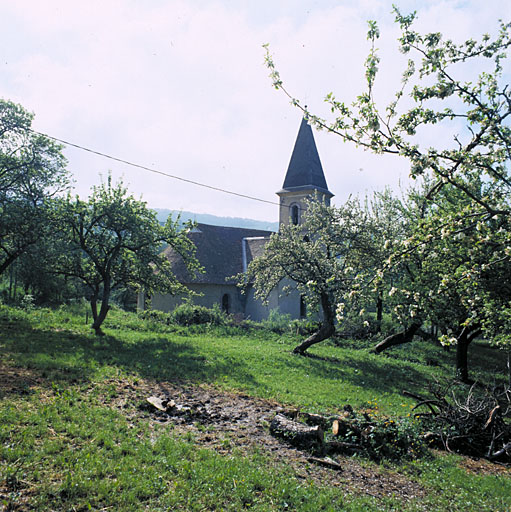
[162,223,273,285]
[280,116,331,195]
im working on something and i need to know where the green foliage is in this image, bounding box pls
[264,10,511,354]
[331,411,428,462]
[260,308,292,333]
[51,176,201,334]
[138,308,175,325]
[258,310,319,336]
[170,302,227,326]
[338,311,398,340]
[0,99,69,277]
[19,294,35,311]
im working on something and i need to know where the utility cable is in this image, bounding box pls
[29,128,283,207]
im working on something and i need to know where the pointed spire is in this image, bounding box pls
[281,117,331,194]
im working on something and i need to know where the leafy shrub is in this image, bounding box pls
[329,410,428,461]
[170,303,227,326]
[288,318,320,336]
[259,309,320,335]
[110,287,137,311]
[363,415,427,461]
[260,309,292,333]
[139,309,173,325]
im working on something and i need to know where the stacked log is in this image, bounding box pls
[269,413,324,451]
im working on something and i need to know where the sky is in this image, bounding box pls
[1,0,510,222]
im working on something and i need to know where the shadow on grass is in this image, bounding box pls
[286,350,429,397]
[0,315,260,395]
[290,337,509,397]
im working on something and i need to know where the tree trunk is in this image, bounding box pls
[0,250,22,277]
[90,295,98,323]
[374,322,421,353]
[91,281,111,336]
[456,326,481,383]
[375,291,383,333]
[293,292,335,355]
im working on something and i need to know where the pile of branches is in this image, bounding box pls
[406,380,511,462]
[270,406,428,462]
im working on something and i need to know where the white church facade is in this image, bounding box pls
[143,117,333,321]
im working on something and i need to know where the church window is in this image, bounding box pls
[221,293,230,314]
[291,204,300,225]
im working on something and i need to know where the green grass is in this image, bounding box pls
[1,388,367,511]
[1,304,510,511]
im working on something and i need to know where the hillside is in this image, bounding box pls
[1,305,510,511]
[154,208,279,232]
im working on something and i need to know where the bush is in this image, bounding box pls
[288,318,320,336]
[170,303,227,326]
[329,409,428,461]
[20,294,35,311]
[260,309,292,333]
[139,309,173,325]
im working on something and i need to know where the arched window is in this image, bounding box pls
[221,293,230,314]
[291,204,299,225]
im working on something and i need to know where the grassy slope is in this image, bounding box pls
[1,304,510,511]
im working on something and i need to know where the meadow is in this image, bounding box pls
[1,303,510,511]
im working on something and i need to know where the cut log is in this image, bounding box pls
[299,412,327,425]
[332,418,358,437]
[270,413,324,450]
[298,412,335,430]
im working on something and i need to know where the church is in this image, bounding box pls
[146,117,333,320]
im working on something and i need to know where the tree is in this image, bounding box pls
[358,188,411,335]
[264,9,511,360]
[0,99,69,276]
[239,198,375,354]
[53,178,201,335]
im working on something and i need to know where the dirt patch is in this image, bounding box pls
[5,366,507,505]
[458,455,511,476]
[102,377,428,502]
[0,364,45,398]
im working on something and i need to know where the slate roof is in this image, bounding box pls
[162,223,273,285]
[280,117,332,195]
[244,237,270,265]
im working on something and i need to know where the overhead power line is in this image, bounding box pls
[29,128,282,207]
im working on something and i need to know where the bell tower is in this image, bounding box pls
[277,116,333,229]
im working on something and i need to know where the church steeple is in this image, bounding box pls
[277,117,333,228]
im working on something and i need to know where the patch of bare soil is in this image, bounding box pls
[105,377,428,502]
[4,366,508,505]
[457,454,511,476]
[0,364,45,398]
